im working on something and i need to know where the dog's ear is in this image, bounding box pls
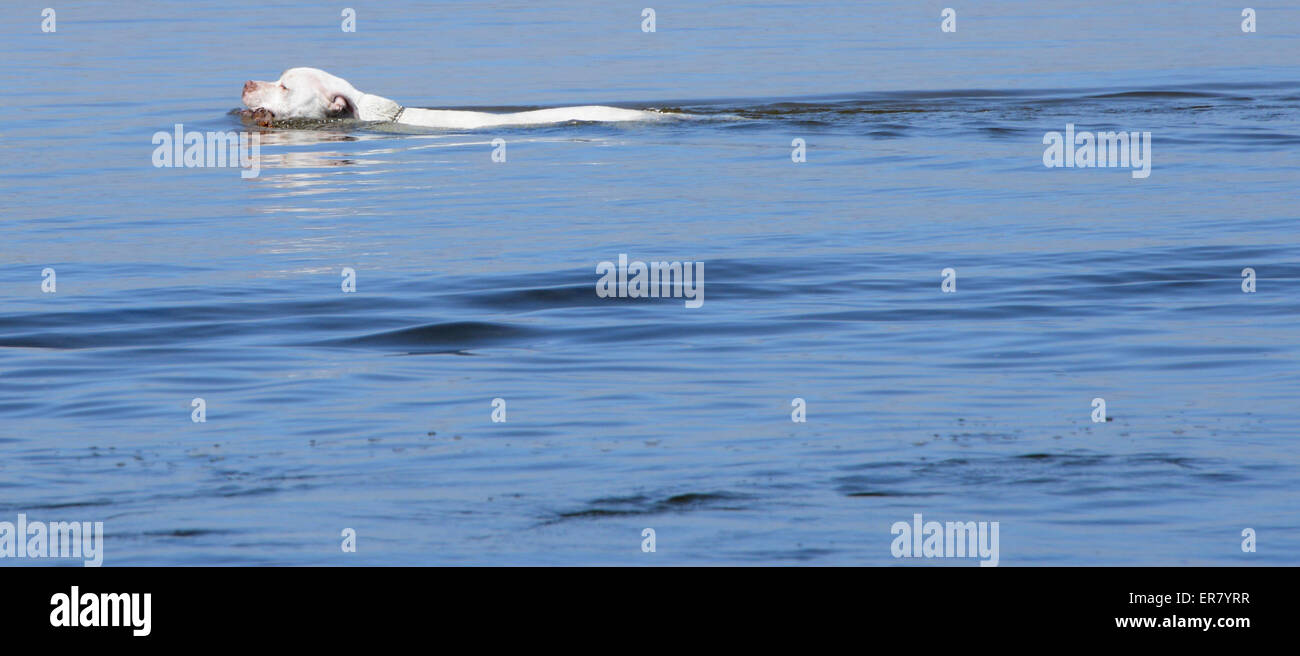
[299,69,361,117]
[306,74,356,116]
[327,94,353,116]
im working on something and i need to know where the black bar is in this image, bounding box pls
[0,566,1289,644]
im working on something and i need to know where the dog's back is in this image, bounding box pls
[396,105,658,129]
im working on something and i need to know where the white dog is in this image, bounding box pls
[241,67,658,129]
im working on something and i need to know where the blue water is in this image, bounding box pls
[2,1,1298,565]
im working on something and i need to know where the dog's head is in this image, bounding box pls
[241,67,362,120]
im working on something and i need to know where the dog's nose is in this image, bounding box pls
[243,80,256,94]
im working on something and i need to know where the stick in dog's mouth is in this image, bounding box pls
[239,107,275,127]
